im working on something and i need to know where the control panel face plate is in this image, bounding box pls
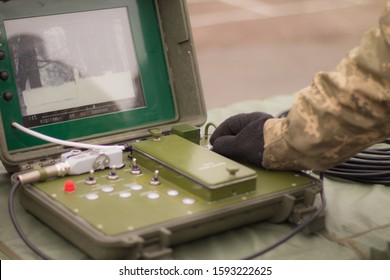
[32,152,314,236]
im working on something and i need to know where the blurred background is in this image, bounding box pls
[187,0,386,109]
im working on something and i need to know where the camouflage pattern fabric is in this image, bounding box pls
[262,1,390,171]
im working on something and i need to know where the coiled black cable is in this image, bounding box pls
[325,140,390,185]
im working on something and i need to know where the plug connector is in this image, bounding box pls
[17,148,124,185]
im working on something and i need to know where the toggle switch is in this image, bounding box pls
[150,170,161,185]
[130,158,141,175]
[107,165,119,180]
[85,170,97,185]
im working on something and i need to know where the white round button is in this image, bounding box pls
[130,184,143,191]
[147,192,160,199]
[119,191,132,198]
[86,193,99,200]
[167,189,179,196]
[101,186,114,193]
[182,198,195,205]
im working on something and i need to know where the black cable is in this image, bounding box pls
[8,180,51,260]
[243,173,326,260]
[324,141,390,185]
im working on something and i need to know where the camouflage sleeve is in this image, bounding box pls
[262,2,390,171]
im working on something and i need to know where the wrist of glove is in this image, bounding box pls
[209,112,273,167]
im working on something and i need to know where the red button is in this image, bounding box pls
[64,180,76,192]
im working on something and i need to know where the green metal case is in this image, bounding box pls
[0,0,324,259]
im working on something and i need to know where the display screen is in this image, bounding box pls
[4,7,145,128]
[0,0,177,152]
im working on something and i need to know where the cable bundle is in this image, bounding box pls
[324,139,390,185]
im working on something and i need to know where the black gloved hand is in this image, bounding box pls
[209,112,273,167]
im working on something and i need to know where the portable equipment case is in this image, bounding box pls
[0,0,324,259]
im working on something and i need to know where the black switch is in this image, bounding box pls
[0,50,5,60]
[3,91,12,101]
[0,71,9,81]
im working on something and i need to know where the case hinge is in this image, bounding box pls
[271,186,325,234]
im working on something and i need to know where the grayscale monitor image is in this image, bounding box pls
[4,7,145,128]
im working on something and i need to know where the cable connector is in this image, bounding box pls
[62,148,124,175]
[17,162,70,185]
[17,148,124,185]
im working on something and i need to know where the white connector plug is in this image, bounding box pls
[17,148,124,185]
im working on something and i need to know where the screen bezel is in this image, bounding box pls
[0,0,177,152]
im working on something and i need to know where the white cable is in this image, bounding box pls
[12,122,126,150]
